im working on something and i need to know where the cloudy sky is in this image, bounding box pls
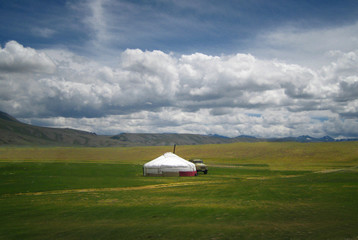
[1,0,358,138]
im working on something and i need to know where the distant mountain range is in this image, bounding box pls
[0,111,357,147]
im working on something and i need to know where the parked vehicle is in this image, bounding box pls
[189,159,208,174]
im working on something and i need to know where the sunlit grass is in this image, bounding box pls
[1,141,357,170]
[1,142,358,239]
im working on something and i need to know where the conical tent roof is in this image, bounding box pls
[144,152,195,168]
[143,152,196,176]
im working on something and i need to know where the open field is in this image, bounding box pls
[1,142,358,239]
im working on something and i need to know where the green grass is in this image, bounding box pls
[1,142,358,239]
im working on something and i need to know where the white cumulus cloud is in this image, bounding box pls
[0,41,56,74]
[1,41,358,138]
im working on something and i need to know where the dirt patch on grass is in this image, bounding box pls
[6,181,223,197]
[314,165,358,174]
[209,164,244,168]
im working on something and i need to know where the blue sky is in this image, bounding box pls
[2,0,357,56]
[1,0,358,138]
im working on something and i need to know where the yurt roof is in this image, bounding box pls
[144,152,195,168]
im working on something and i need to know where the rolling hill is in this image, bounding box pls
[0,111,240,146]
[0,111,120,147]
[111,133,237,146]
[1,111,352,147]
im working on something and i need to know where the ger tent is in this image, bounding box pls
[143,152,197,177]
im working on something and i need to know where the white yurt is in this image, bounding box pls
[143,152,197,177]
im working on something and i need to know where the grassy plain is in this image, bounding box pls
[1,142,358,239]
